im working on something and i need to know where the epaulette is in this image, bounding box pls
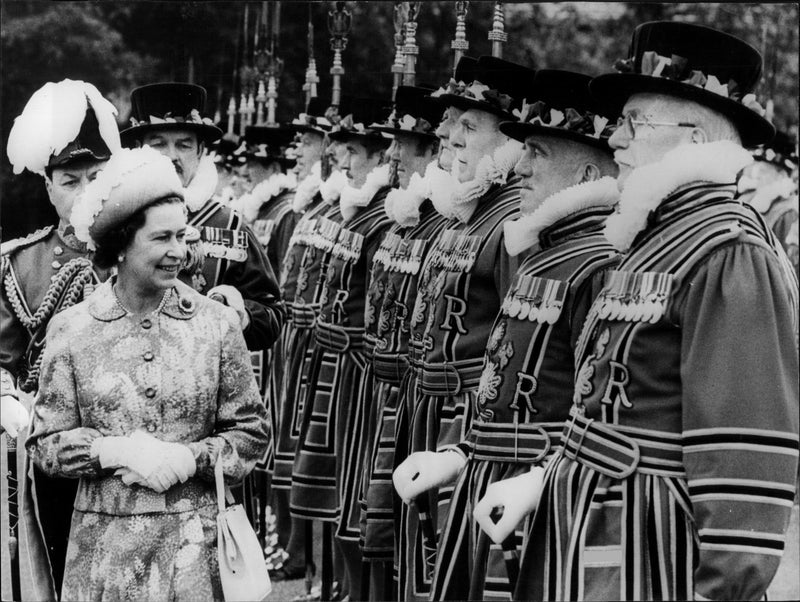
[0,225,54,257]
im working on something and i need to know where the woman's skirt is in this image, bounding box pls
[61,504,220,601]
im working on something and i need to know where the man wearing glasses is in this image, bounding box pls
[477,22,798,601]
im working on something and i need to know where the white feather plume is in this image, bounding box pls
[7,79,120,176]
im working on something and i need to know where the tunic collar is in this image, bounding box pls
[603,140,753,251]
[88,279,199,321]
[57,223,90,253]
[432,138,523,224]
[504,176,619,257]
[339,163,392,221]
[184,153,219,214]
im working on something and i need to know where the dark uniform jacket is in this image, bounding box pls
[187,198,284,351]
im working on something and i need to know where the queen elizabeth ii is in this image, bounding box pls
[26,145,269,601]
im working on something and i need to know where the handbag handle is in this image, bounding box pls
[214,451,237,513]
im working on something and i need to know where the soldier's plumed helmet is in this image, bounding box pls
[7,79,120,177]
[589,21,774,146]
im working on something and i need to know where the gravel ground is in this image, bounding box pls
[3,437,798,601]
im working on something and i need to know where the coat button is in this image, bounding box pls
[143,351,154,362]
[51,260,62,269]
[145,387,156,398]
[141,318,152,329]
[53,246,64,256]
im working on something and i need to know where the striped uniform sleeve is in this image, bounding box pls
[677,239,799,601]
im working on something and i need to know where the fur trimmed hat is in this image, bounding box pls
[70,146,184,249]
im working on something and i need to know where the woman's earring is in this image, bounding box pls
[117,254,125,263]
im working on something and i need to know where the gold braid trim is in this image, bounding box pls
[5,257,93,331]
[6,258,96,393]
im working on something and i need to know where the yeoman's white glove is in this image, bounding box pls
[473,465,545,544]
[393,450,466,505]
[1,395,30,438]
[207,285,250,330]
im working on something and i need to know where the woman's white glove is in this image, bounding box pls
[207,285,250,330]
[91,435,139,469]
[93,431,196,493]
[1,395,30,438]
[473,465,545,544]
[393,450,467,505]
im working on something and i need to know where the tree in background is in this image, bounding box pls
[3,2,797,240]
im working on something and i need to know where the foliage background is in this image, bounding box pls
[2,1,798,239]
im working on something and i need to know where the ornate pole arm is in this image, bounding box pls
[392,2,409,101]
[451,1,470,76]
[402,2,420,86]
[227,96,237,135]
[328,1,352,109]
[487,1,507,58]
[303,5,319,111]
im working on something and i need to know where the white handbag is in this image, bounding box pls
[215,454,272,601]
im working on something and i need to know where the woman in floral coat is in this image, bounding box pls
[26,146,269,601]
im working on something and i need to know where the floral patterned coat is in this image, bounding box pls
[26,279,269,600]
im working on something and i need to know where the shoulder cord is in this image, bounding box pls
[4,257,95,392]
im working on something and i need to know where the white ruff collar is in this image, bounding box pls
[747,176,796,214]
[427,160,461,219]
[504,176,619,257]
[320,169,348,205]
[604,140,753,251]
[293,161,323,212]
[184,153,219,213]
[434,138,523,224]
[340,163,391,221]
[384,159,441,227]
[232,171,297,223]
[213,185,235,206]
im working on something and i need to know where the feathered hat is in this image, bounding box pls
[7,79,120,176]
[500,70,617,151]
[286,96,335,137]
[369,86,441,142]
[589,21,774,146]
[432,56,534,120]
[120,82,223,147]
[327,97,393,143]
[244,125,297,170]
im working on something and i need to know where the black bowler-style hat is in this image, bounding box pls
[244,125,297,170]
[500,70,616,151]
[369,86,441,141]
[589,21,775,146]
[751,130,798,174]
[211,132,246,169]
[287,96,335,136]
[121,82,223,147]
[433,55,534,119]
[427,55,479,107]
[327,97,394,143]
